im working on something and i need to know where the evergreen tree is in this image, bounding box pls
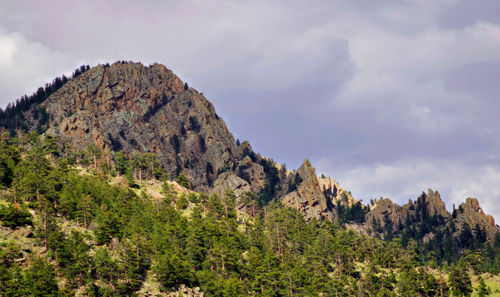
[176,174,190,189]
[476,275,491,297]
[23,257,59,296]
[448,263,473,297]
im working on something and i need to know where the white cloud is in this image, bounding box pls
[1,0,499,225]
[0,31,75,108]
[329,9,500,133]
[0,34,16,65]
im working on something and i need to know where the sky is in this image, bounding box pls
[1,0,500,221]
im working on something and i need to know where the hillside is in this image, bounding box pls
[1,62,499,296]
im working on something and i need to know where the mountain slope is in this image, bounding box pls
[1,61,500,295]
[1,61,498,240]
[6,62,253,191]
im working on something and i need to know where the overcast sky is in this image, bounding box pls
[1,0,500,221]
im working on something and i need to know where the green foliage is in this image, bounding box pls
[188,193,198,203]
[258,159,280,206]
[176,174,190,189]
[0,133,497,296]
[0,202,32,228]
[23,257,59,296]
[176,193,189,210]
[56,230,91,286]
[0,134,20,188]
[156,252,196,290]
[337,200,369,224]
[114,151,128,175]
[397,267,448,297]
[162,181,176,205]
[448,263,473,296]
[476,276,491,297]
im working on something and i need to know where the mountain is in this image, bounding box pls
[12,62,245,191]
[1,61,500,296]
[364,190,498,242]
[1,62,498,234]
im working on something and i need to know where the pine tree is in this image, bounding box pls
[476,275,491,297]
[176,174,190,189]
[23,257,59,296]
[114,151,128,175]
[448,263,473,296]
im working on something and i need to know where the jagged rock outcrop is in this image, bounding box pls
[364,190,452,234]
[281,159,335,221]
[15,62,254,191]
[365,198,407,232]
[362,189,499,244]
[405,190,451,220]
[319,176,358,207]
[235,142,266,193]
[455,197,498,241]
[210,172,251,200]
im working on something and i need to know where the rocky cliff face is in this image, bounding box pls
[319,176,358,207]
[406,190,451,220]
[455,197,498,241]
[365,198,407,232]
[281,159,335,221]
[210,172,251,201]
[17,62,253,191]
[363,189,498,242]
[365,190,452,233]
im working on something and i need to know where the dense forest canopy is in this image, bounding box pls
[0,132,499,296]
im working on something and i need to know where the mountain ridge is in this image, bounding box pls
[1,61,498,241]
[1,61,500,296]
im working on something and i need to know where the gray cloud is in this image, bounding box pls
[1,0,499,220]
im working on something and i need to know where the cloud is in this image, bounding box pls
[333,20,500,134]
[0,34,16,65]
[0,0,499,222]
[0,31,75,106]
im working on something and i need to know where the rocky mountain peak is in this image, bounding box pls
[17,62,245,191]
[456,197,498,240]
[406,189,451,220]
[3,62,498,243]
[296,159,315,181]
[318,176,358,207]
[281,159,335,221]
[365,198,406,232]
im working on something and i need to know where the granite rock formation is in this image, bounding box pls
[455,197,498,241]
[281,159,335,221]
[16,62,256,191]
